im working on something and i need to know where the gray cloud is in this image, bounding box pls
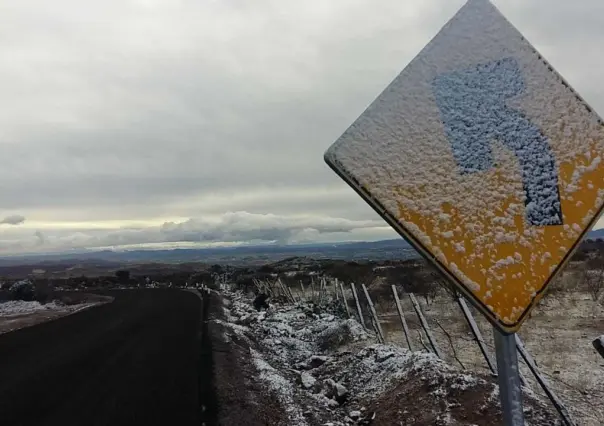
[33,230,45,246]
[0,215,26,225]
[0,212,394,254]
[0,0,602,253]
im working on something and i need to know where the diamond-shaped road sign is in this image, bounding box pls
[324,0,604,333]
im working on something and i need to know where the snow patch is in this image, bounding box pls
[0,300,90,316]
[251,349,308,425]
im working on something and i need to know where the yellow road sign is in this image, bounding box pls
[324,0,604,333]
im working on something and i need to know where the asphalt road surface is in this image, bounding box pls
[0,289,211,426]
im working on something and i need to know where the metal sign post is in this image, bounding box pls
[494,330,525,425]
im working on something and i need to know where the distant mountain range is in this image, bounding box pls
[0,239,417,267]
[0,228,602,267]
[588,228,604,239]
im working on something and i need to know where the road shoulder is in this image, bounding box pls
[204,290,286,425]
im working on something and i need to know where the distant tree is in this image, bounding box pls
[386,261,452,306]
[9,280,35,301]
[210,264,223,274]
[327,261,375,285]
[115,270,130,282]
[258,264,275,274]
[233,274,255,293]
[189,271,212,286]
[34,279,54,303]
[571,247,589,262]
[583,254,604,302]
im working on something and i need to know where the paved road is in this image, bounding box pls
[0,289,209,426]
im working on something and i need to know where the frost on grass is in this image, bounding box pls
[324,0,604,324]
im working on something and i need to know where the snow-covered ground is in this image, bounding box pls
[0,300,91,316]
[0,299,104,335]
[217,290,558,425]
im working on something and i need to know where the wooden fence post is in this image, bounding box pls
[340,282,351,318]
[350,283,366,329]
[409,293,442,358]
[515,335,575,426]
[362,283,385,343]
[457,296,497,374]
[392,285,413,350]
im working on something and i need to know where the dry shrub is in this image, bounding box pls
[316,320,358,351]
[584,255,604,301]
[547,269,583,295]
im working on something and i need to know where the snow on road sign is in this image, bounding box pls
[324,0,604,332]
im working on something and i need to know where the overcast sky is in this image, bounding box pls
[0,0,602,254]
